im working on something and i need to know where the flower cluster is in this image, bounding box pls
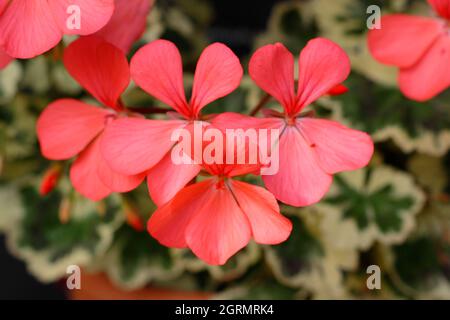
[368,0,450,101]
[33,33,374,264]
[27,0,450,266]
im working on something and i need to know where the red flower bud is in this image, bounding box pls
[326,83,349,96]
[39,164,62,196]
[59,197,72,224]
[123,201,144,232]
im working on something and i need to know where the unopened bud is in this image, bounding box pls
[59,197,72,224]
[123,200,144,231]
[327,84,349,96]
[40,164,62,196]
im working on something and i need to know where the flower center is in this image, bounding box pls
[284,109,315,126]
[104,113,118,125]
[285,116,296,126]
[215,176,228,189]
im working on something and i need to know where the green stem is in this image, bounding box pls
[249,94,271,116]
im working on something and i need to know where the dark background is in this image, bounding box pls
[0,0,279,300]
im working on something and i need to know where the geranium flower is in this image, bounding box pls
[94,0,154,54]
[214,38,374,207]
[37,36,146,201]
[101,40,243,206]
[0,0,114,59]
[148,141,292,265]
[368,0,450,101]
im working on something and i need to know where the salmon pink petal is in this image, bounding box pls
[37,99,109,160]
[63,36,129,110]
[0,49,12,69]
[210,112,284,130]
[263,126,332,207]
[368,15,442,68]
[249,43,296,112]
[98,161,146,193]
[101,118,187,176]
[298,118,374,174]
[0,0,61,58]
[221,133,264,178]
[196,118,265,178]
[209,112,257,129]
[94,0,153,53]
[185,183,252,265]
[48,0,114,35]
[148,179,215,248]
[210,113,284,177]
[0,0,8,14]
[296,38,350,113]
[399,35,450,101]
[70,136,112,201]
[190,43,243,116]
[97,131,146,192]
[231,180,292,244]
[130,40,190,117]
[147,152,201,206]
[428,0,450,19]
[225,164,261,178]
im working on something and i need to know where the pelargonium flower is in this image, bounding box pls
[101,40,243,206]
[0,0,114,59]
[214,38,374,207]
[368,0,450,101]
[94,0,154,54]
[37,36,146,201]
[148,141,292,265]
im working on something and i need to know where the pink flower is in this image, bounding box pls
[101,40,243,206]
[215,38,374,207]
[37,36,146,201]
[368,0,450,101]
[94,0,154,54]
[0,0,115,59]
[148,144,292,265]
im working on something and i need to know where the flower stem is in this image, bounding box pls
[128,106,170,114]
[249,93,271,116]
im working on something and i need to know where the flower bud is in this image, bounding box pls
[123,200,144,231]
[39,164,62,196]
[59,197,72,224]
